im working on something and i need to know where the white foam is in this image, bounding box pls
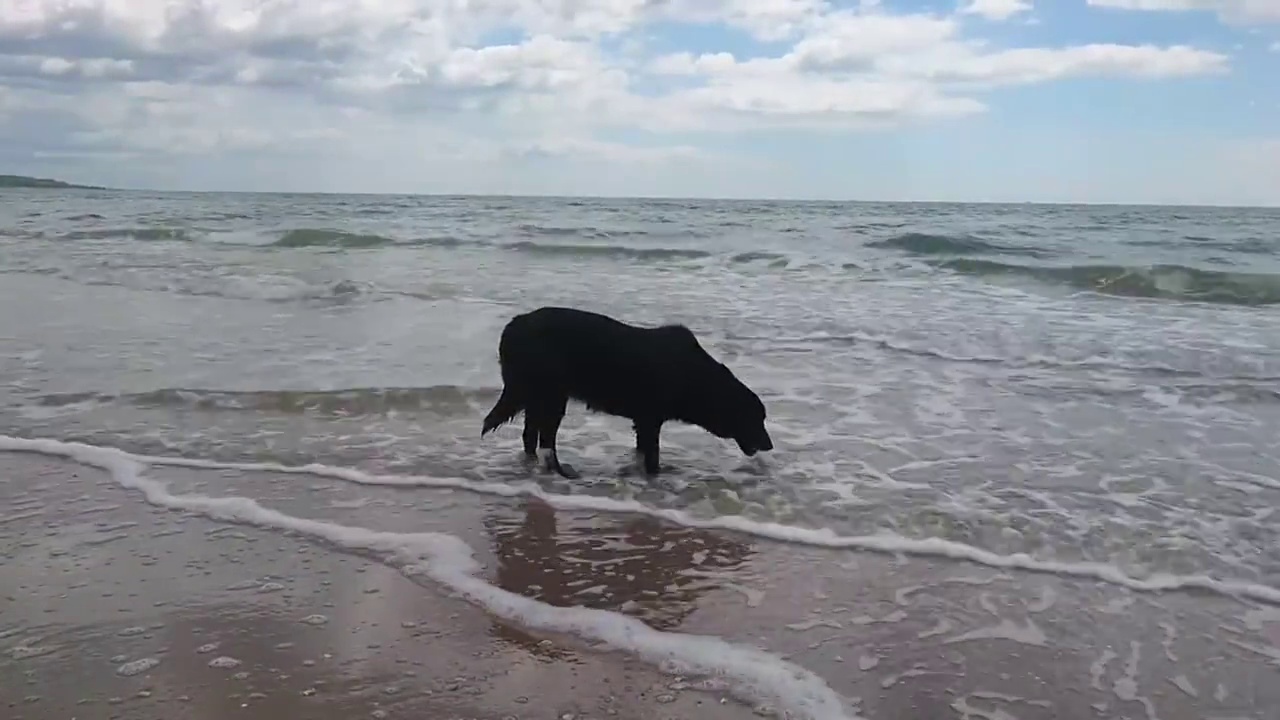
[943,618,1048,647]
[1169,674,1197,698]
[0,435,855,720]
[1112,641,1162,720]
[5,434,1278,608]
[116,657,161,677]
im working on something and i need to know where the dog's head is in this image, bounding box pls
[694,360,774,457]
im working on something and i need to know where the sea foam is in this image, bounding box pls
[5,435,1279,607]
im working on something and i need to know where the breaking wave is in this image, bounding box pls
[867,232,1052,258]
[935,258,1280,306]
[272,228,398,248]
[502,241,711,262]
[58,227,194,242]
[727,330,1280,381]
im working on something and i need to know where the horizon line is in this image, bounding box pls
[18,185,1278,210]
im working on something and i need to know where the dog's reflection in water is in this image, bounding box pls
[483,499,755,658]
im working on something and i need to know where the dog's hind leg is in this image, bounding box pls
[530,392,579,480]
[521,414,538,459]
[634,419,663,476]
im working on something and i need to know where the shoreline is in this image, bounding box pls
[6,435,1277,609]
[3,439,1278,719]
[0,450,764,720]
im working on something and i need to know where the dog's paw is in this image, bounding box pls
[538,449,581,480]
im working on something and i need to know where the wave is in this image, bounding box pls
[0,266,378,303]
[44,225,478,250]
[273,228,397,248]
[935,258,1280,306]
[6,435,1280,612]
[516,223,595,237]
[262,230,471,250]
[503,242,797,265]
[503,241,711,262]
[1009,379,1280,406]
[727,331,1280,381]
[58,227,193,242]
[514,223,706,241]
[46,223,713,262]
[868,232,1052,258]
[30,385,496,416]
[730,251,790,265]
[33,220,787,267]
[1124,235,1278,255]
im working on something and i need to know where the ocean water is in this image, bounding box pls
[3,190,1280,715]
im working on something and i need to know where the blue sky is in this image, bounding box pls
[0,0,1276,204]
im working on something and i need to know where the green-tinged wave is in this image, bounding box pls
[936,258,1280,306]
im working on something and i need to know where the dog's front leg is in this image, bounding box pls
[634,420,662,476]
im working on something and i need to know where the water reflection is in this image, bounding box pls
[484,499,755,658]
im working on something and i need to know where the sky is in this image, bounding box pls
[0,0,1277,205]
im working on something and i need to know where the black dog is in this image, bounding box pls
[481,306,773,478]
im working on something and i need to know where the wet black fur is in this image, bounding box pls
[480,306,773,478]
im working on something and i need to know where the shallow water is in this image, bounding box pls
[2,190,1280,716]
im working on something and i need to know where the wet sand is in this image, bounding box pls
[2,450,1276,719]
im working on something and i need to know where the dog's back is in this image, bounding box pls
[493,306,706,420]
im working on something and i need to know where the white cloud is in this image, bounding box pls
[1270,40,1280,51]
[0,0,1242,196]
[672,74,986,123]
[960,0,1034,22]
[1087,0,1280,24]
[0,54,134,81]
[789,11,961,69]
[654,25,1226,93]
[878,43,1229,85]
[503,136,707,164]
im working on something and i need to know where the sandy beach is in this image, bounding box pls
[3,446,1276,720]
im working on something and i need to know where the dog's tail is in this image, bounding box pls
[482,312,534,437]
[481,387,523,437]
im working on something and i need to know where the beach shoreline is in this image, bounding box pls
[0,450,765,719]
[3,444,1277,720]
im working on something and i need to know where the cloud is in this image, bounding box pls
[501,137,708,165]
[0,54,134,84]
[877,43,1228,85]
[1086,0,1280,24]
[0,0,1242,196]
[960,0,1034,22]
[652,12,1226,95]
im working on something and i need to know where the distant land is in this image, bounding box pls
[0,174,108,190]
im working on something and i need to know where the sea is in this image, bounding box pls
[2,189,1280,716]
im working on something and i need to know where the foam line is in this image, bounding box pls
[0,435,857,720]
[5,435,1280,609]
